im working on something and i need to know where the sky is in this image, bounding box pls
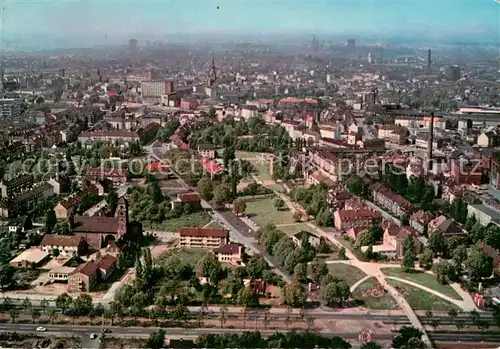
[2,0,499,48]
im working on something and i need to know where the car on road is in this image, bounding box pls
[90,333,97,339]
[103,329,112,333]
[36,327,46,332]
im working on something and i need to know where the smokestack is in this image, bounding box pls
[427,49,432,73]
[427,112,434,172]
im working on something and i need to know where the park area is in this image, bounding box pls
[352,277,399,309]
[387,279,461,312]
[244,196,295,227]
[327,263,367,287]
[381,267,462,300]
[154,211,213,232]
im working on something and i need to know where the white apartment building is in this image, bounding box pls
[179,227,229,248]
[0,98,22,118]
[140,81,173,98]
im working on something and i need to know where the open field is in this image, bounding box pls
[244,197,295,226]
[155,211,212,232]
[381,267,462,300]
[155,247,209,266]
[387,279,461,311]
[278,223,314,237]
[250,160,273,181]
[327,263,367,287]
[352,277,399,309]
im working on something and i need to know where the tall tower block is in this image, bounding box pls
[427,49,432,72]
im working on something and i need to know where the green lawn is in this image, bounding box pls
[156,247,209,266]
[387,279,461,312]
[381,267,462,300]
[278,223,314,237]
[352,277,399,309]
[245,197,295,226]
[235,151,268,159]
[327,263,367,287]
[250,160,273,181]
[155,211,212,232]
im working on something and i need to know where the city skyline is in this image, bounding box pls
[2,0,499,50]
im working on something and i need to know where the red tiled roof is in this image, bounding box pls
[180,227,229,238]
[97,254,117,271]
[213,243,243,254]
[199,158,223,175]
[72,216,119,234]
[410,210,435,224]
[178,192,201,203]
[40,234,84,247]
[337,209,382,221]
[72,261,99,277]
[372,183,413,212]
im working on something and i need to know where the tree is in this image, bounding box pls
[40,299,49,313]
[106,190,119,214]
[214,184,232,206]
[237,287,259,308]
[428,231,446,257]
[294,263,308,283]
[73,294,93,316]
[274,198,285,210]
[391,326,424,348]
[402,235,416,272]
[477,319,490,333]
[322,279,350,307]
[222,146,235,168]
[448,308,458,323]
[45,209,57,233]
[418,248,434,270]
[452,245,468,273]
[143,329,166,349]
[55,293,72,314]
[49,310,58,324]
[22,297,32,312]
[355,230,376,249]
[282,280,307,307]
[470,309,480,325]
[232,198,247,216]
[23,214,33,231]
[432,260,456,284]
[456,320,465,332]
[196,253,222,283]
[9,309,19,323]
[246,258,268,279]
[465,246,494,281]
[0,265,15,290]
[360,342,383,349]
[219,305,228,328]
[31,308,41,323]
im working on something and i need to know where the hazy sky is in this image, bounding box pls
[3,0,500,45]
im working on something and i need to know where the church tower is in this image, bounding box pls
[115,197,128,237]
[209,53,217,86]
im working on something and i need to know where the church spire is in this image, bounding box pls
[209,52,217,86]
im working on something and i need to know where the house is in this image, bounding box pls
[171,192,202,211]
[367,225,421,259]
[346,226,370,240]
[9,248,50,268]
[478,242,500,276]
[449,158,481,186]
[40,234,87,257]
[212,243,244,265]
[292,231,321,248]
[307,170,335,187]
[467,204,500,227]
[55,195,81,219]
[409,210,435,235]
[197,144,218,159]
[48,266,76,282]
[96,254,117,280]
[477,130,500,147]
[179,227,229,248]
[371,183,413,217]
[428,215,465,237]
[68,261,99,292]
[85,167,128,186]
[334,209,382,231]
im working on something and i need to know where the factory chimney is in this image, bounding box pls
[427,49,432,73]
[427,112,434,172]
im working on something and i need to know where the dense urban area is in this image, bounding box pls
[0,25,499,349]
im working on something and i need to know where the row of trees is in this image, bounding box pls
[290,184,332,226]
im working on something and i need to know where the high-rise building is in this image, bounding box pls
[140,81,174,98]
[0,98,22,118]
[346,39,356,51]
[129,39,138,59]
[427,49,432,72]
[447,65,461,81]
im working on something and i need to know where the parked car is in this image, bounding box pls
[90,333,97,339]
